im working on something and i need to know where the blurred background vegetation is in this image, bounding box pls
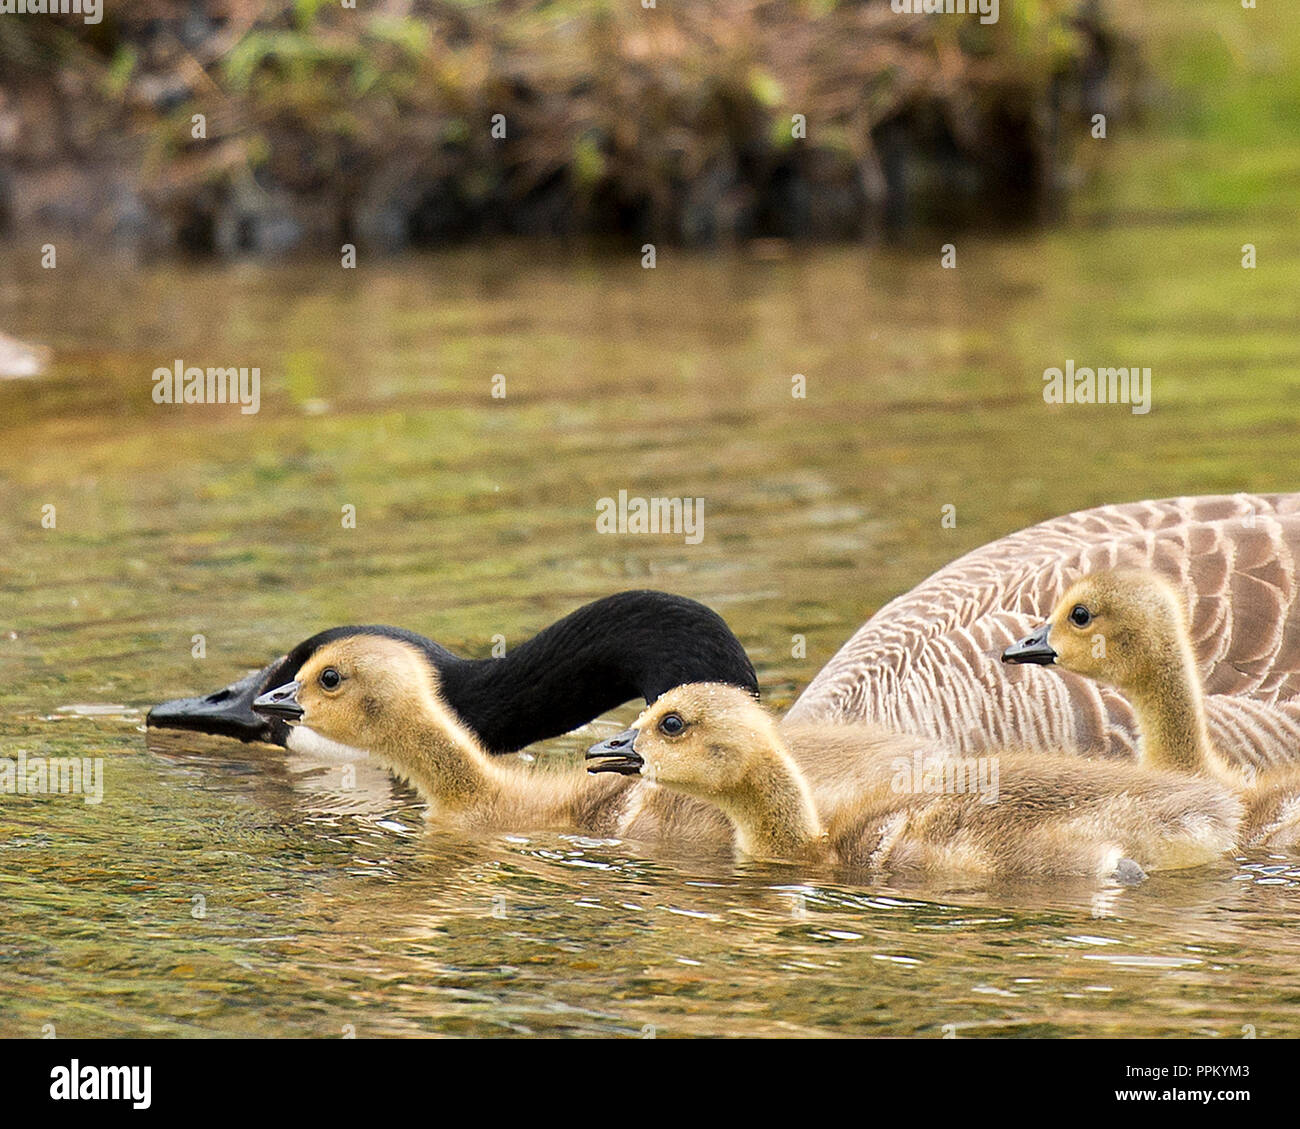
[0,0,1143,253]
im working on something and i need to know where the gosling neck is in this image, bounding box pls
[715,739,826,861]
[364,695,503,814]
[1124,640,1217,776]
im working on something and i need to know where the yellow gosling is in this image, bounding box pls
[1005,568,1300,850]
[588,683,1243,878]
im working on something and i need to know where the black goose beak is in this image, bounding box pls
[251,681,305,722]
[1002,623,1058,666]
[147,657,294,744]
[586,728,644,775]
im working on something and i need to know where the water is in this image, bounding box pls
[4,13,1300,1027]
[3,225,1298,1037]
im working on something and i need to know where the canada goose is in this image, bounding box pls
[239,630,930,848]
[1002,568,1300,849]
[149,590,757,757]
[248,632,742,843]
[250,633,644,833]
[587,683,1243,877]
[789,492,1300,768]
[154,493,1300,767]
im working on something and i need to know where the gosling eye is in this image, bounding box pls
[1068,604,1093,629]
[319,667,343,691]
[658,713,686,737]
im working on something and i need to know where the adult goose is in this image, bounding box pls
[148,591,757,758]
[153,493,1300,767]
[787,492,1300,768]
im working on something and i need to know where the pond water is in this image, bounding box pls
[3,67,1300,1034]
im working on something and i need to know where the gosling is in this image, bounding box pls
[1003,568,1300,849]
[252,633,651,835]
[248,632,764,846]
[587,683,1243,878]
[244,633,956,849]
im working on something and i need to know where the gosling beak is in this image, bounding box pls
[251,680,305,722]
[147,656,294,743]
[586,728,644,775]
[1001,622,1057,666]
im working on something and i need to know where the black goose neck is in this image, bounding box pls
[440,591,758,755]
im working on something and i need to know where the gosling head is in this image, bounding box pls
[1002,569,1191,694]
[251,634,454,753]
[585,683,778,801]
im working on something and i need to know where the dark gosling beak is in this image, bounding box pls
[586,728,644,776]
[251,680,305,722]
[1002,623,1058,666]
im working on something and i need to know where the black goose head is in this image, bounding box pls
[149,591,759,756]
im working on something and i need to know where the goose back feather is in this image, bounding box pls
[787,493,1300,769]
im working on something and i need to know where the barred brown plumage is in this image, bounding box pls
[788,493,1300,770]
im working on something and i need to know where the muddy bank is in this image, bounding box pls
[0,1,1138,254]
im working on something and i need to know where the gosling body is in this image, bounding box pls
[1003,568,1300,850]
[249,633,741,843]
[252,634,635,834]
[589,684,1242,877]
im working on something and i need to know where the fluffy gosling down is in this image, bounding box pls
[587,683,1243,879]
[252,634,639,834]
[1003,568,1300,850]
[242,632,960,851]
[250,633,735,842]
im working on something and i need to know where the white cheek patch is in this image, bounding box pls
[286,726,370,763]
